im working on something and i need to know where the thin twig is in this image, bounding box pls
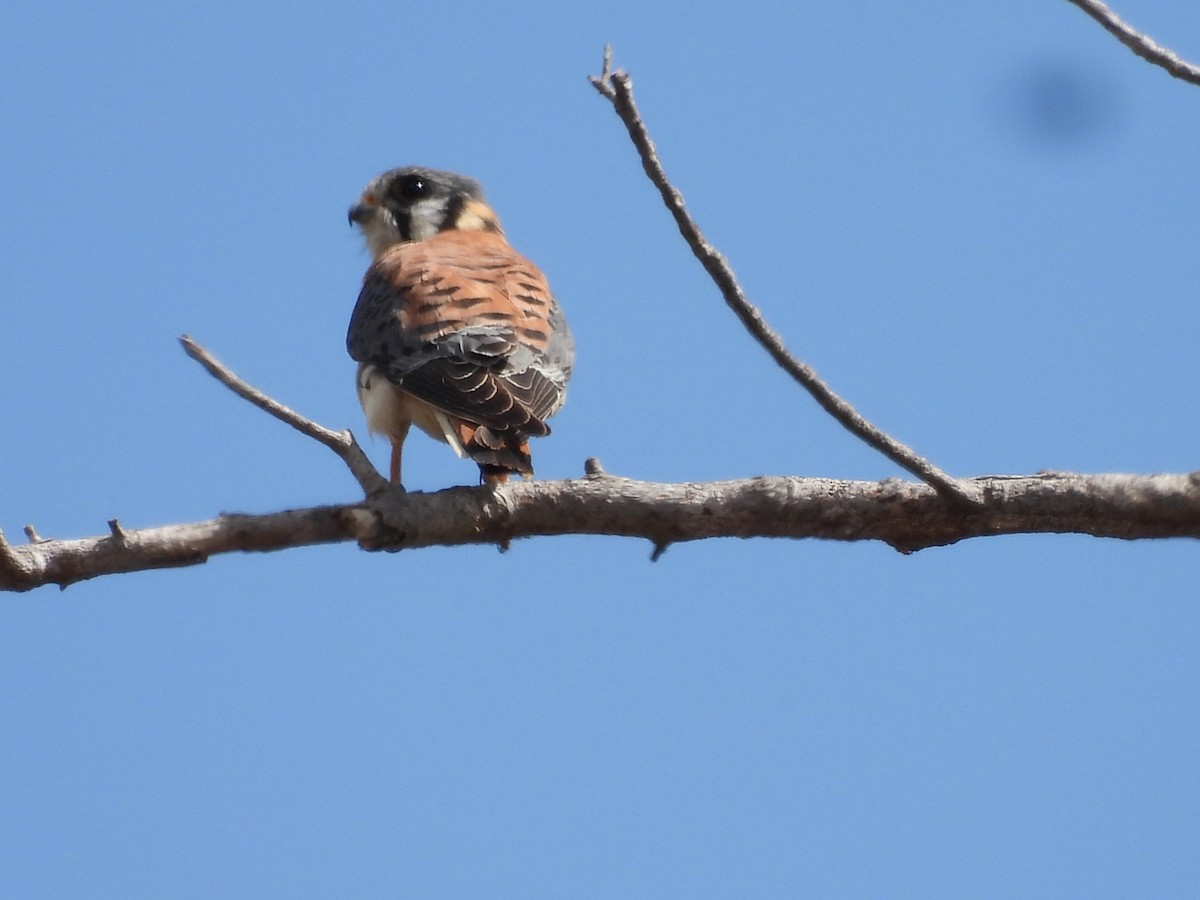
[1066,0,1200,85]
[179,335,389,495]
[592,45,616,99]
[589,52,980,507]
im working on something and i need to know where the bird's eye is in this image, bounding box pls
[397,176,429,201]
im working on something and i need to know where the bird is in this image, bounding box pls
[346,166,574,488]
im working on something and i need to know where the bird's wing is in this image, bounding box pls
[346,229,573,436]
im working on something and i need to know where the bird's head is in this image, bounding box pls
[348,166,504,260]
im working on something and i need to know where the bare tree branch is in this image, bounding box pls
[0,509,356,592]
[588,49,981,508]
[7,31,1200,596]
[4,470,1200,592]
[1067,0,1200,85]
[181,336,389,496]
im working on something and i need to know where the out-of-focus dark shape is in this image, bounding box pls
[1002,55,1126,148]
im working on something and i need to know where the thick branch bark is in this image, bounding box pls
[0,508,355,591]
[3,471,1199,592]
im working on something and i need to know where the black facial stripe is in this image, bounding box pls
[441,193,466,232]
[394,208,413,241]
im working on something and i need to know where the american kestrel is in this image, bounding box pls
[346,166,574,487]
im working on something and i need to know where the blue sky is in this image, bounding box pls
[3,0,1199,896]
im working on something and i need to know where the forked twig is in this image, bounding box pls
[1067,0,1200,85]
[590,50,981,507]
[179,336,389,495]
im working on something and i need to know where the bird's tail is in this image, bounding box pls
[452,420,542,483]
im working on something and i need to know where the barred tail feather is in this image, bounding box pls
[452,420,536,481]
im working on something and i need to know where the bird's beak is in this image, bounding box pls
[348,200,375,226]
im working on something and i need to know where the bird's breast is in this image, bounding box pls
[356,363,465,456]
